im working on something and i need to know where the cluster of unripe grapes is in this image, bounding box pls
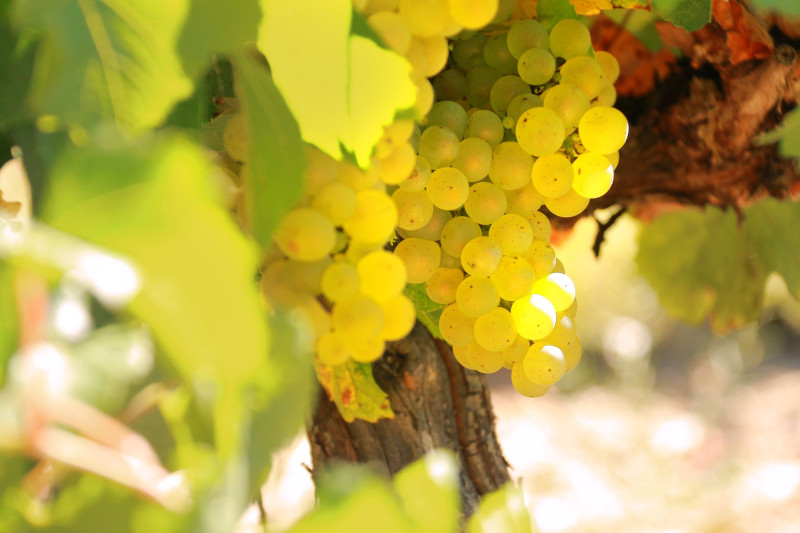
[247,0,629,398]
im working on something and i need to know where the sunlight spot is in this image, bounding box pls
[533,496,579,532]
[650,415,705,456]
[15,343,72,397]
[749,461,800,501]
[424,450,458,486]
[76,251,140,307]
[54,298,92,341]
[603,316,652,362]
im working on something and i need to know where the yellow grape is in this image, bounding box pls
[321,262,360,303]
[311,181,357,225]
[510,294,556,340]
[419,125,460,169]
[332,294,385,340]
[595,50,621,86]
[393,188,435,230]
[452,137,493,182]
[464,109,504,147]
[526,210,552,241]
[532,153,574,199]
[461,236,504,277]
[427,167,470,210]
[605,151,619,170]
[393,237,441,283]
[415,77,435,117]
[561,335,582,372]
[379,294,417,341]
[532,272,576,311]
[448,0,499,30]
[345,239,383,264]
[505,182,544,217]
[282,257,332,294]
[464,182,507,225]
[343,189,398,244]
[358,250,407,302]
[488,214,533,255]
[441,216,483,257]
[548,19,591,60]
[560,56,604,99]
[578,106,629,155]
[593,84,617,107]
[511,361,551,397]
[545,187,589,218]
[440,251,461,269]
[379,142,417,185]
[400,207,451,241]
[368,11,412,54]
[490,255,536,301]
[500,335,529,366]
[522,239,557,279]
[439,303,477,346]
[303,146,339,195]
[223,113,248,162]
[273,207,336,262]
[418,35,449,77]
[317,331,351,366]
[515,107,565,157]
[455,342,505,373]
[349,336,386,363]
[399,155,432,191]
[474,307,516,352]
[523,342,566,385]
[426,267,465,305]
[489,141,534,190]
[338,160,378,190]
[506,93,542,129]
[453,344,479,370]
[456,276,500,317]
[572,152,614,199]
[543,83,590,133]
[398,0,448,37]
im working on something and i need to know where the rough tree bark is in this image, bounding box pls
[307,0,800,516]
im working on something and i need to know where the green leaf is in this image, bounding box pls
[602,9,664,53]
[12,0,193,131]
[748,0,800,15]
[232,51,305,249]
[0,262,16,383]
[536,0,581,30]
[393,450,460,533]
[757,108,800,161]
[176,0,262,79]
[404,283,444,339]
[315,359,393,423]
[39,130,270,454]
[257,0,416,166]
[466,483,533,533]
[652,0,712,32]
[0,0,37,129]
[636,199,800,332]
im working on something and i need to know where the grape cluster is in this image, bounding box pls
[386,12,628,396]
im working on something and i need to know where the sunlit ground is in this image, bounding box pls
[261,215,800,533]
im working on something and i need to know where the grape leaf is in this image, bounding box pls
[404,282,444,339]
[257,0,416,166]
[232,51,305,250]
[748,0,800,15]
[466,483,533,533]
[12,0,193,132]
[758,108,800,162]
[652,0,712,32]
[570,0,613,16]
[636,199,800,332]
[315,359,393,423]
[537,0,581,30]
[393,450,460,533]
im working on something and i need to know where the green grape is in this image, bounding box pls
[274,207,336,262]
[595,50,620,86]
[302,146,339,195]
[572,152,614,198]
[474,308,516,352]
[426,101,468,139]
[506,93,543,129]
[433,69,467,101]
[321,262,360,303]
[491,0,514,23]
[515,107,566,157]
[427,167,470,210]
[578,106,629,154]
[507,19,550,59]
[223,113,248,162]
[392,188,435,230]
[548,19,591,60]
[418,125,460,169]
[532,153,574,198]
[483,33,517,75]
[490,75,531,116]
[368,11,411,54]
[393,237,441,283]
[317,331,350,365]
[448,0,499,29]
[332,294,385,340]
[511,361,551,397]
[343,189,398,244]
[439,303,477,346]
[501,335,529,366]
[397,0,448,37]
[490,255,536,301]
[593,84,617,107]
[544,188,589,218]
[464,182,508,225]
[511,294,556,340]
[453,32,488,70]
[456,342,506,373]
[379,294,416,341]
[560,56,604,99]
[379,142,417,185]
[456,276,500,317]
[357,250,407,302]
[399,155,432,191]
[461,236,504,277]
[532,272,575,311]
[489,213,533,255]
[523,343,566,385]
[489,141,534,190]
[465,66,502,108]
[543,83,590,133]
[452,137,493,182]
[464,109,504,148]
[523,239,557,278]
[517,48,556,86]
[419,35,449,77]
[505,182,545,217]
[311,181,357,225]
[399,207,451,241]
[441,216,483,257]
[526,210,552,241]
[426,267,465,305]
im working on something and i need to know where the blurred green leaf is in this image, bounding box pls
[0,262,16,382]
[758,108,800,161]
[404,283,444,339]
[0,0,37,130]
[636,199,800,332]
[748,0,800,15]
[315,359,393,423]
[232,51,305,249]
[393,450,460,533]
[652,0,711,31]
[537,0,581,29]
[466,483,533,533]
[176,0,261,80]
[12,0,193,131]
[257,0,416,166]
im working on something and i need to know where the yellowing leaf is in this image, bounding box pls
[571,0,613,15]
[315,359,394,423]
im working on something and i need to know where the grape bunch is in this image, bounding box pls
[386,11,628,396]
